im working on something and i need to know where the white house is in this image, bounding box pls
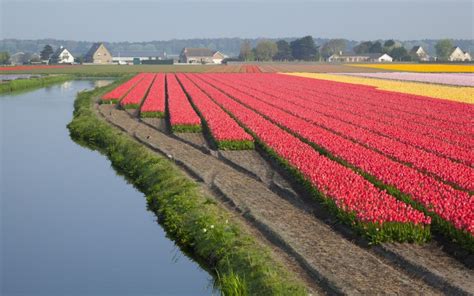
[179,48,227,64]
[50,46,74,64]
[410,46,431,61]
[328,52,393,63]
[448,47,472,62]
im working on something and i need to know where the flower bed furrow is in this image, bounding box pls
[167,74,201,132]
[194,74,473,250]
[120,73,156,109]
[208,74,474,190]
[101,73,145,103]
[176,74,254,150]
[187,73,431,244]
[140,73,166,117]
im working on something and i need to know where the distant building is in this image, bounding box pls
[49,46,74,64]
[84,43,113,64]
[448,46,472,62]
[9,52,26,65]
[179,48,227,64]
[328,52,393,63]
[410,46,431,61]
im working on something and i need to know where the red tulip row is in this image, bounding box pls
[207,74,474,191]
[140,74,166,118]
[230,74,474,166]
[120,73,156,109]
[176,74,254,149]
[101,73,146,103]
[194,73,472,248]
[187,73,431,243]
[167,74,201,133]
[281,74,473,130]
[242,74,473,150]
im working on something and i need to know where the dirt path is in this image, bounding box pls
[97,104,473,295]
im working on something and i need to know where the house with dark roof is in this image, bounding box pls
[50,46,74,64]
[179,48,226,64]
[84,43,113,64]
[327,51,393,63]
[410,46,431,61]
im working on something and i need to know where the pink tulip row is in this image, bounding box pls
[282,74,473,127]
[260,75,474,136]
[101,73,146,102]
[120,73,156,108]
[176,74,253,148]
[207,74,474,190]
[238,74,473,150]
[219,74,473,166]
[187,73,431,240]
[344,72,474,87]
[167,74,201,132]
[140,74,166,117]
[194,73,472,238]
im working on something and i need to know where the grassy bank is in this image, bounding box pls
[67,81,308,295]
[0,74,76,93]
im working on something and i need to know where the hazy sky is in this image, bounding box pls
[1,0,473,41]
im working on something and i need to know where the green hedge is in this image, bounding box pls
[0,75,74,93]
[67,82,307,295]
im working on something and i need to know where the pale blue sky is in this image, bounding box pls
[1,0,473,41]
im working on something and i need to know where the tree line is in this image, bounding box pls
[238,37,467,62]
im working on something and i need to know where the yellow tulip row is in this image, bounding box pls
[285,73,474,104]
[347,63,474,73]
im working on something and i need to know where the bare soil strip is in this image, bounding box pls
[97,104,473,295]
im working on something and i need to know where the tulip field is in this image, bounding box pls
[101,72,473,248]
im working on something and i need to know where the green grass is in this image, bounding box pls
[0,74,74,93]
[67,81,308,295]
[171,124,202,133]
[140,111,165,118]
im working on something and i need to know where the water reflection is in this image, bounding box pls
[1,80,214,296]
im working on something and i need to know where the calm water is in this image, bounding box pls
[1,81,214,296]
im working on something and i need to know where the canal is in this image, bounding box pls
[1,80,214,296]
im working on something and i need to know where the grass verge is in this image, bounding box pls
[0,74,74,93]
[67,82,308,295]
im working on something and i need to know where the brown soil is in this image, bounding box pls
[97,103,473,295]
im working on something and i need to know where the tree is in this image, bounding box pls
[435,39,453,61]
[274,40,292,61]
[40,45,54,60]
[389,47,410,61]
[0,52,10,64]
[254,40,278,61]
[320,39,347,59]
[369,41,383,53]
[239,40,254,61]
[384,40,395,48]
[290,36,318,61]
[353,41,373,54]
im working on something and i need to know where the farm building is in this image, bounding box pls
[179,48,227,64]
[410,46,431,61]
[49,46,74,64]
[448,46,472,62]
[328,52,393,63]
[84,42,113,64]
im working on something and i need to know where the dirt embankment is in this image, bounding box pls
[98,104,473,296]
